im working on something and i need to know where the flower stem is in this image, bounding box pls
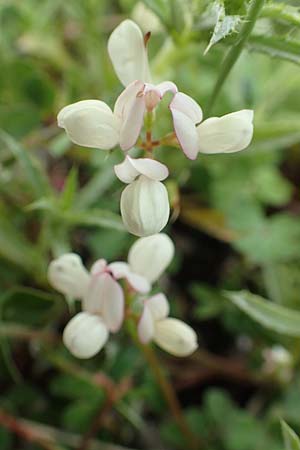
[133,335,200,450]
[207,0,265,114]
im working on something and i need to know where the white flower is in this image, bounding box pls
[138,293,198,357]
[48,254,150,358]
[63,312,109,359]
[108,19,152,87]
[47,253,90,300]
[120,175,170,237]
[169,96,254,160]
[128,233,174,283]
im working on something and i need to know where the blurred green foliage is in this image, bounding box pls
[1,0,300,449]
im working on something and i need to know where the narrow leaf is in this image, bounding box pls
[248,35,300,65]
[62,209,125,231]
[225,290,300,336]
[262,3,300,28]
[281,421,300,450]
[59,167,78,210]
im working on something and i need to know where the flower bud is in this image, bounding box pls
[120,175,170,237]
[128,233,174,282]
[154,318,198,357]
[48,253,90,300]
[63,312,109,359]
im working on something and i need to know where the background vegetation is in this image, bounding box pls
[1,0,300,449]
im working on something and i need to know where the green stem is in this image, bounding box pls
[126,316,199,450]
[207,0,265,114]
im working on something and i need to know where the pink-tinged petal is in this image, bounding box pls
[138,304,155,343]
[119,95,146,150]
[171,109,199,160]
[155,81,178,97]
[109,261,150,293]
[100,273,124,332]
[90,259,108,275]
[114,81,144,120]
[147,293,170,321]
[107,19,151,87]
[126,272,151,294]
[83,273,106,315]
[170,92,203,123]
[63,312,109,359]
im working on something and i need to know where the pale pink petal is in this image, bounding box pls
[170,92,203,123]
[138,304,155,343]
[109,261,150,293]
[114,81,144,120]
[83,273,106,315]
[100,273,124,332]
[171,109,199,160]
[147,293,170,321]
[126,272,151,294]
[119,95,146,150]
[155,81,178,97]
[90,259,108,275]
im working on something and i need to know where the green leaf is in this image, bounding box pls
[281,421,300,450]
[204,2,241,54]
[225,290,300,337]
[262,3,300,28]
[0,130,50,198]
[62,209,125,232]
[248,35,300,65]
[59,167,78,211]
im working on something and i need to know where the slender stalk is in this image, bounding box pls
[135,340,199,450]
[207,0,265,114]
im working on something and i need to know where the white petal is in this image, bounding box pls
[147,293,170,321]
[114,156,169,183]
[57,100,120,150]
[128,233,174,283]
[109,262,150,294]
[138,304,155,343]
[154,318,198,357]
[170,92,203,123]
[155,81,178,97]
[114,80,145,119]
[169,93,203,161]
[100,273,124,332]
[63,312,109,359]
[120,176,170,237]
[197,110,254,154]
[48,253,90,300]
[171,109,200,160]
[108,19,151,86]
[83,272,106,315]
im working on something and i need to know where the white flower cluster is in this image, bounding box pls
[57,19,254,237]
[48,234,197,359]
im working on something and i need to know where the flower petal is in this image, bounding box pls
[171,109,199,160]
[114,156,169,183]
[48,253,90,300]
[154,318,198,357]
[197,110,254,154]
[138,304,155,343]
[63,312,109,359]
[90,259,108,275]
[120,176,170,237]
[109,262,150,294]
[155,81,178,97]
[57,100,120,150]
[147,293,170,321]
[169,93,203,160]
[100,273,124,332]
[128,233,174,283]
[107,19,151,86]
